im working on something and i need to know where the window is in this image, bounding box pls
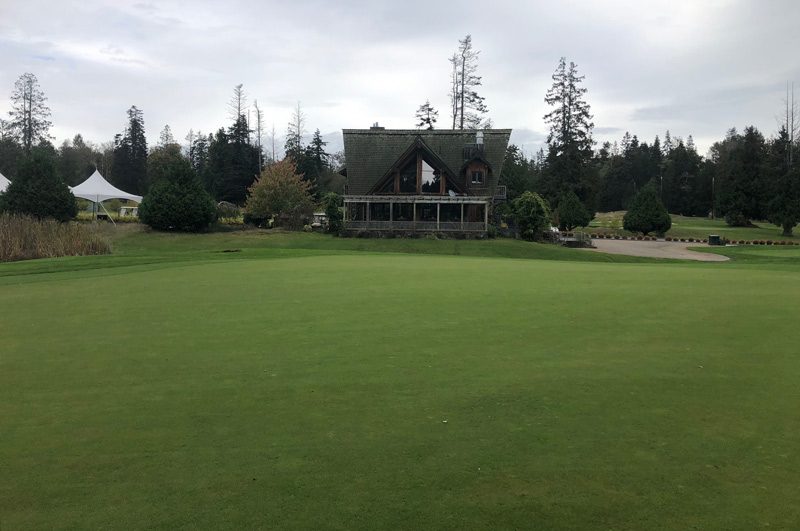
[421,162,441,193]
[399,161,417,193]
[471,171,484,185]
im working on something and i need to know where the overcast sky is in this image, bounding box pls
[2,0,799,158]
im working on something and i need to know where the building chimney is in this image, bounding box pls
[370,122,385,130]
[476,131,484,145]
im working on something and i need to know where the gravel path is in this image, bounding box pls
[584,239,730,261]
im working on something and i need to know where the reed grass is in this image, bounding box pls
[0,213,111,262]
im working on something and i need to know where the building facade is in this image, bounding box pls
[341,127,511,235]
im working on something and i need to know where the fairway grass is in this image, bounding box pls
[2,252,799,529]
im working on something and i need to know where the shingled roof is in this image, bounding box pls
[343,129,512,195]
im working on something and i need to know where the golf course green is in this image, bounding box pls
[2,229,799,529]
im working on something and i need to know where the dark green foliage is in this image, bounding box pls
[207,118,260,204]
[138,158,216,232]
[556,190,592,230]
[623,182,672,235]
[712,126,768,225]
[323,192,343,235]
[512,191,551,241]
[0,137,24,179]
[0,149,77,221]
[57,134,98,187]
[540,58,598,212]
[112,106,148,195]
[499,145,533,202]
[147,143,185,187]
[766,127,800,236]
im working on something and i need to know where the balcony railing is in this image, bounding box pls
[345,221,486,232]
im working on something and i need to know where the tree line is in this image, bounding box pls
[498,59,800,235]
[0,74,345,206]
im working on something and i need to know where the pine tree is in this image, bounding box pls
[8,73,52,153]
[0,149,77,221]
[415,100,438,130]
[540,57,597,213]
[112,106,148,195]
[623,181,671,235]
[448,35,488,129]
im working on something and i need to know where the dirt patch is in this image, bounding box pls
[584,239,730,261]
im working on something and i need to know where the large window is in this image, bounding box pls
[471,171,484,185]
[399,161,417,193]
[420,161,440,193]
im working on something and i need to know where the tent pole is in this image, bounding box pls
[99,200,117,226]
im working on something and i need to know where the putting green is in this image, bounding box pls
[2,254,799,529]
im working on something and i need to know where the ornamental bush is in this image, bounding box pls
[556,191,592,231]
[511,191,551,242]
[0,150,77,222]
[245,159,314,230]
[138,158,217,232]
[623,182,671,236]
[323,192,343,235]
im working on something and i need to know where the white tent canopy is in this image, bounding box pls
[70,170,142,203]
[0,171,10,193]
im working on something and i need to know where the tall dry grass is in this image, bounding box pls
[0,213,111,263]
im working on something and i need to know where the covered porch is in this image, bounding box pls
[343,195,489,233]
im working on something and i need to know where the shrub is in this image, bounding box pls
[556,191,592,231]
[487,223,498,239]
[245,159,314,230]
[590,233,598,238]
[139,159,217,232]
[766,240,773,245]
[0,150,77,222]
[511,191,550,242]
[623,182,671,235]
[724,211,749,227]
[636,234,643,240]
[323,192,343,236]
[303,224,312,232]
[0,213,110,262]
[216,201,242,219]
[614,234,621,239]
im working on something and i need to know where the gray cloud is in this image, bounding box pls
[1,0,799,157]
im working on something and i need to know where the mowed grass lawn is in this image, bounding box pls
[2,240,800,529]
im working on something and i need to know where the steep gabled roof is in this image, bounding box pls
[367,136,469,195]
[343,129,511,195]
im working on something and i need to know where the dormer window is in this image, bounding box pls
[471,171,484,185]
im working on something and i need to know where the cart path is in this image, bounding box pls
[584,239,730,261]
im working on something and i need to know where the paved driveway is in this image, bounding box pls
[584,239,730,261]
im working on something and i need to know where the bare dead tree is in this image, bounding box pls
[227,84,249,122]
[253,100,264,170]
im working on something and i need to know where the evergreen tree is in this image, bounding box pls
[139,158,216,232]
[112,106,148,195]
[556,190,592,230]
[499,145,532,202]
[448,35,488,129]
[766,127,800,236]
[623,181,671,235]
[415,100,438,130]
[540,57,597,214]
[8,73,52,153]
[0,149,77,221]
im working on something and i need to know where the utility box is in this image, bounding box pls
[708,234,724,246]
